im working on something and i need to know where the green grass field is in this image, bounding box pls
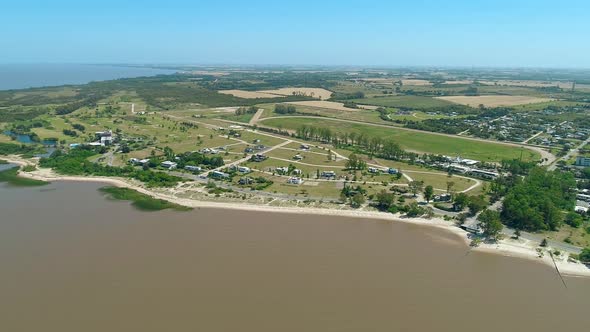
[259,117,539,162]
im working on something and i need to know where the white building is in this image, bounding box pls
[161,161,177,169]
[575,156,590,167]
[287,177,304,185]
[184,165,202,172]
[238,166,251,173]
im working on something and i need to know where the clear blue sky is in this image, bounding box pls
[2,0,589,67]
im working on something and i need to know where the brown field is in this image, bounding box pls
[443,80,473,85]
[479,80,573,89]
[286,100,378,111]
[436,95,554,107]
[259,87,333,100]
[401,79,432,86]
[219,87,333,100]
[219,90,282,99]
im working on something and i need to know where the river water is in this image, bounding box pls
[0,64,175,91]
[0,181,589,331]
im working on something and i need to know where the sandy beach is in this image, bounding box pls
[3,155,589,277]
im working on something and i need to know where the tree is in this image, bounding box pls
[467,195,487,216]
[409,180,424,197]
[453,193,469,211]
[375,189,395,211]
[579,248,590,263]
[406,202,426,217]
[564,212,583,228]
[446,181,455,194]
[423,185,434,202]
[351,193,366,208]
[477,209,503,240]
[501,168,576,231]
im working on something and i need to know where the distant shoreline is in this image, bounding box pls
[0,64,176,91]
[3,155,589,278]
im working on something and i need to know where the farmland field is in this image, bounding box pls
[350,95,457,109]
[219,90,280,99]
[436,95,554,107]
[286,100,377,111]
[259,117,539,162]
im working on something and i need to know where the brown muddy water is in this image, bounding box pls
[1,181,589,331]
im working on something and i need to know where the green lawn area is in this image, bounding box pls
[350,95,456,109]
[259,117,539,162]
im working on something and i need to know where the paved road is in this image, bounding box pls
[548,136,590,171]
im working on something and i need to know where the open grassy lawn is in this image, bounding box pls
[404,171,476,192]
[544,224,590,248]
[510,100,590,112]
[237,131,288,147]
[264,103,387,124]
[259,117,538,162]
[350,95,456,109]
[266,148,346,166]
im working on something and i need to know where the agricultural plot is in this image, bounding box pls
[259,117,539,162]
[350,95,456,109]
[436,95,554,107]
[219,90,281,99]
[286,100,377,111]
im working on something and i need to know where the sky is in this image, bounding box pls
[2,0,589,67]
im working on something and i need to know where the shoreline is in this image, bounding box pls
[3,155,589,278]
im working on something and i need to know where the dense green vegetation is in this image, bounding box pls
[501,168,576,231]
[40,147,182,187]
[0,167,48,187]
[0,142,44,157]
[99,186,191,211]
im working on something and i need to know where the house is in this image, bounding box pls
[300,144,310,150]
[210,171,230,179]
[238,166,251,173]
[292,168,302,175]
[577,194,590,202]
[293,154,304,160]
[238,177,253,185]
[321,171,336,178]
[251,154,268,162]
[100,136,113,146]
[575,206,588,213]
[129,158,140,165]
[184,165,202,172]
[244,147,254,153]
[161,161,177,169]
[275,166,289,174]
[433,193,452,202]
[388,168,399,174]
[138,159,150,166]
[449,164,470,174]
[95,130,112,139]
[575,156,590,167]
[469,169,499,179]
[287,177,304,185]
[253,139,261,143]
[368,167,380,173]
